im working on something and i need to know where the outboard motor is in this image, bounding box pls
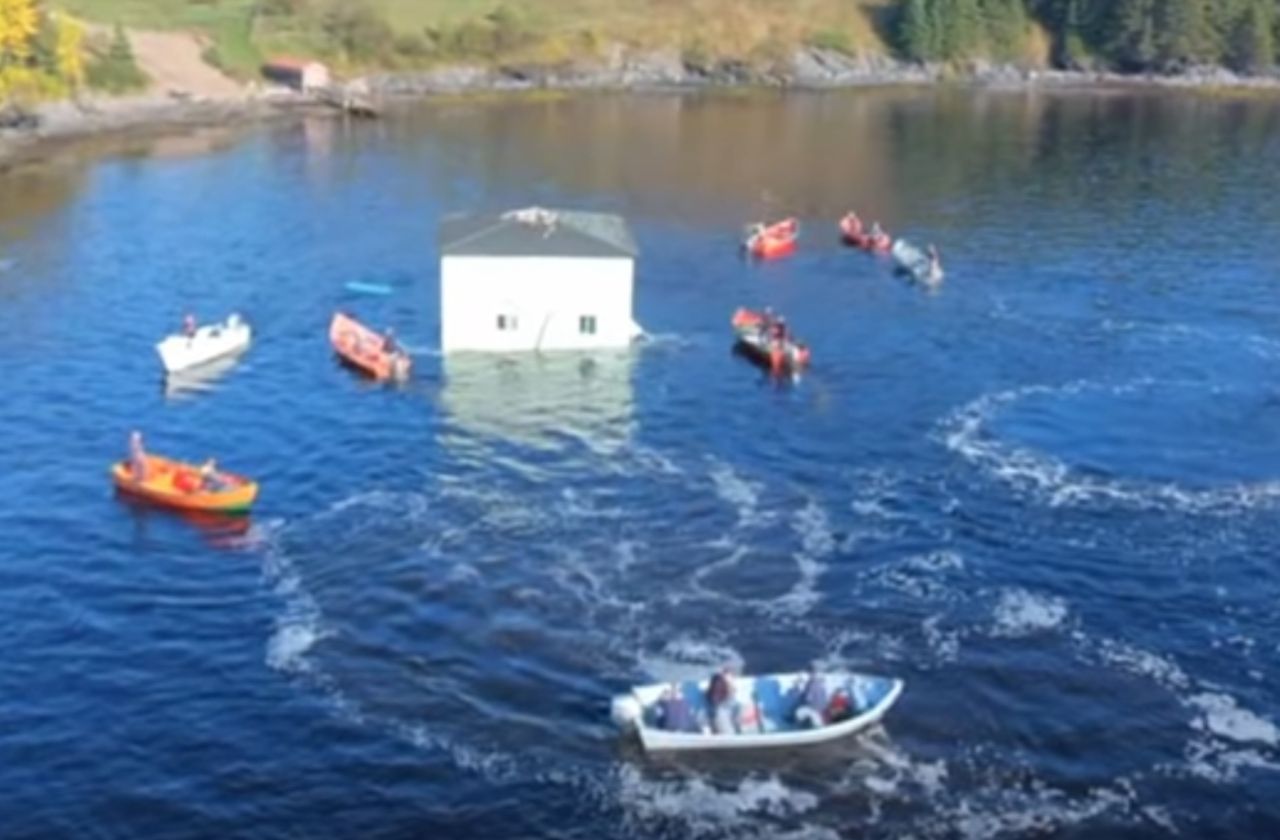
[611,694,642,730]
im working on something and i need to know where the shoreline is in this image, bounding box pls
[4,54,1279,171]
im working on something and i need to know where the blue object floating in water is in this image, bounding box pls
[345,281,393,296]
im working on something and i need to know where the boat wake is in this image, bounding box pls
[245,431,1277,839]
[942,379,1280,515]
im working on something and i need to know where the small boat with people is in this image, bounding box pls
[156,313,251,374]
[892,239,944,287]
[329,311,411,381]
[112,431,258,515]
[840,212,893,253]
[732,307,811,374]
[611,668,904,752]
[743,217,799,260]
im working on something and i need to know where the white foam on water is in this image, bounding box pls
[1186,692,1280,747]
[708,458,765,528]
[558,486,624,521]
[624,442,685,477]
[616,765,820,838]
[1181,734,1280,784]
[941,380,1280,515]
[922,614,962,664]
[1089,637,1192,692]
[636,637,745,683]
[848,736,951,802]
[847,468,913,522]
[759,499,834,618]
[869,551,968,604]
[990,589,1069,638]
[1083,635,1279,789]
[256,520,332,676]
[939,781,1134,840]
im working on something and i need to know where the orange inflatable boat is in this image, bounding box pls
[330,311,411,381]
[112,455,259,515]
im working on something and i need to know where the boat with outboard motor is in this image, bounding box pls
[731,307,811,374]
[611,670,904,752]
[892,239,944,287]
[155,313,251,374]
[330,311,411,381]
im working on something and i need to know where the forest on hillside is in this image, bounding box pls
[3,0,1278,103]
[901,0,1277,73]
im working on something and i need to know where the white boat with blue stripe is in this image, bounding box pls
[611,671,904,752]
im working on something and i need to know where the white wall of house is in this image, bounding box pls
[301,63,331,91]
[441,255,639,353]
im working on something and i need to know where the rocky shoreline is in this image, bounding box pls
[358,47,1280,96]
[4,48,1279,170]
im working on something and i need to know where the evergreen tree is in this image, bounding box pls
[900,0,937,60]
[981,0,1030,61]
[1228,0,1275,72]
[1156,0,1212,69]
[1109,0,1159,70]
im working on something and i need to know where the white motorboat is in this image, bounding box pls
[156,313,251,374]
[892,239,944,287]
[611,671,903,752]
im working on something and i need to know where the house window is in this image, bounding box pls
[497,314,519,331]
[579,315,597,335]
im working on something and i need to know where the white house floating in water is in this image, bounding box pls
[439,207,642,353]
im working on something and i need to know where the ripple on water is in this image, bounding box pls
[943,378,1280,515]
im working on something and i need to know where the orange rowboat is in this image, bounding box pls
[330,311,411,381]
[744,218,798,260]
[112,455,258,515]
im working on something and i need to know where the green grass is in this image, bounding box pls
[61,0,903,73]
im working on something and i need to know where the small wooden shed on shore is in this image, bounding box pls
[261,58,331,92]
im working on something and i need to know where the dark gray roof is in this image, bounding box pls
[439,207,638,259]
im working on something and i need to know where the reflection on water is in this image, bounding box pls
[162,351,250,400]
[440,350,635,452]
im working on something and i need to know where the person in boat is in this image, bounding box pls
[793,670,828,729]
[199,458,230,492]
[869,222,886,242]
[771,317,788,342]
[927,244,942,278]
[182,313,197,338]
[824,689,854,723]
[706,668,735,734]
[656,683,696,733]
[382,327,400,356]
[128,430,147,482]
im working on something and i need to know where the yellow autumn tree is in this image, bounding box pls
[53,11,84,89]
[0,0,40,64]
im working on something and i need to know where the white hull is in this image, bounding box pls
[612,671,903,752]
[156,315,251,374]
[892,240,943,287]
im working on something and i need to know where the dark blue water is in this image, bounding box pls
[1,89,1279,838]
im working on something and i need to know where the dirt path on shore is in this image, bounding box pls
[127,30,244,99]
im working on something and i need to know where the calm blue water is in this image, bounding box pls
[1,89,1279,838]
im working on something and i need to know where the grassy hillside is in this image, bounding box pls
[58,0,901,77]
